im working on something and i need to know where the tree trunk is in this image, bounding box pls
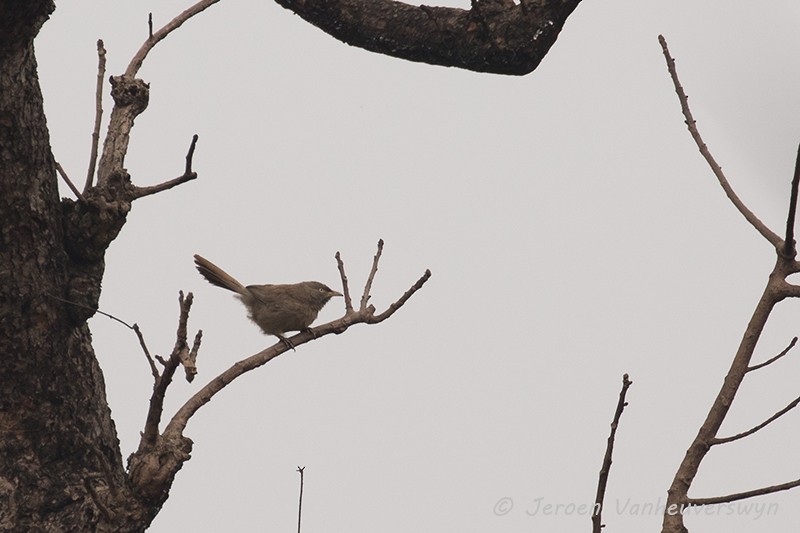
[0,2,154,530]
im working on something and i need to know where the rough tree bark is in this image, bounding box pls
[273,0,583,75]
[0,1,140,530]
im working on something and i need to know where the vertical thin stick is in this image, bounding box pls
[592,374,633,533]
[360,239,384,310]
[296,466,305,533]
[783,143,800,257]
[85,39,106,193]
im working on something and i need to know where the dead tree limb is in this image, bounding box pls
[592,373,632,533]
[686,477,800,506]
[710,394,800,446]
[273,0,582,75]
[658,34,782,249]
[126,242,429,508]
[84,39,106,193]
[658,34,800,533]
[748,337,797,372]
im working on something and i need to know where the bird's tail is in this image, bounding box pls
[194,254,247,294]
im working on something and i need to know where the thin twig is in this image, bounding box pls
[784,144,800,257]
[658,35,782,248]
[592,373,633,533]
[368,269,431,322]
[360,239,384,311]
[47,293,132,328]
[296,466,305,533]
[148,13,154,39]
[84,39,106,193]
[133,324,160,379]
[184,133,198,174]
[335,251,354,312]
[748,337,797,372]
[55,162,86,202]
[126,0,222,77]
[687,477,800,506]
[711,393,800,445]
[130,135,198,199]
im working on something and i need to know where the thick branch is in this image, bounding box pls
[687,477,800,506]
[662,259,783,533]
[274,0,582,75]
[592,374,632,533]
[658,35,782,248]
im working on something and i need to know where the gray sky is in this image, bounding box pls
[36,1,800,531]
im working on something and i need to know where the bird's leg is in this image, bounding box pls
[276,334,296,351]
[301,327,318,339]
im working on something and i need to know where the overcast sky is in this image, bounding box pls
[34,2,800,531]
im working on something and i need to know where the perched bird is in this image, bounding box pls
[193,254,342,347]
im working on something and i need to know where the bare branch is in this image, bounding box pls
[55,162,85,202]
[711,394,800,445]
[272,0,582,75]
[139,291,199,448]
[84,39,106,193]
[687,477,800,506]
[360,239,384,311]
[164,247,430,438]
[125,0,222,77]
[182,330,203,382]
[335,251,354,313]
[784,143,800,257]
[658,35,782,248]
[748,337,797,372]
[367,269,431,323]
[296,466,306,533]
[148,13,154,40]
[592,374,633,533]
[133,324,159,379]
[130,135,198,199]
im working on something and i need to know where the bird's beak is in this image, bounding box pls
[331,290,343,297]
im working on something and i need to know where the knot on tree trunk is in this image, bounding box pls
[109,76,149,114]
[127,434,193,506]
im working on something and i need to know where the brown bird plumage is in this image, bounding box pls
[193,254,342,346]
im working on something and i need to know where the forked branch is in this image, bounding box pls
[658,35,782,248]
[130,135,199,199]
[138,291,202,449]
[161,241,430,438]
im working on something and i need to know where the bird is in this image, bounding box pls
[193,254,342,348]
